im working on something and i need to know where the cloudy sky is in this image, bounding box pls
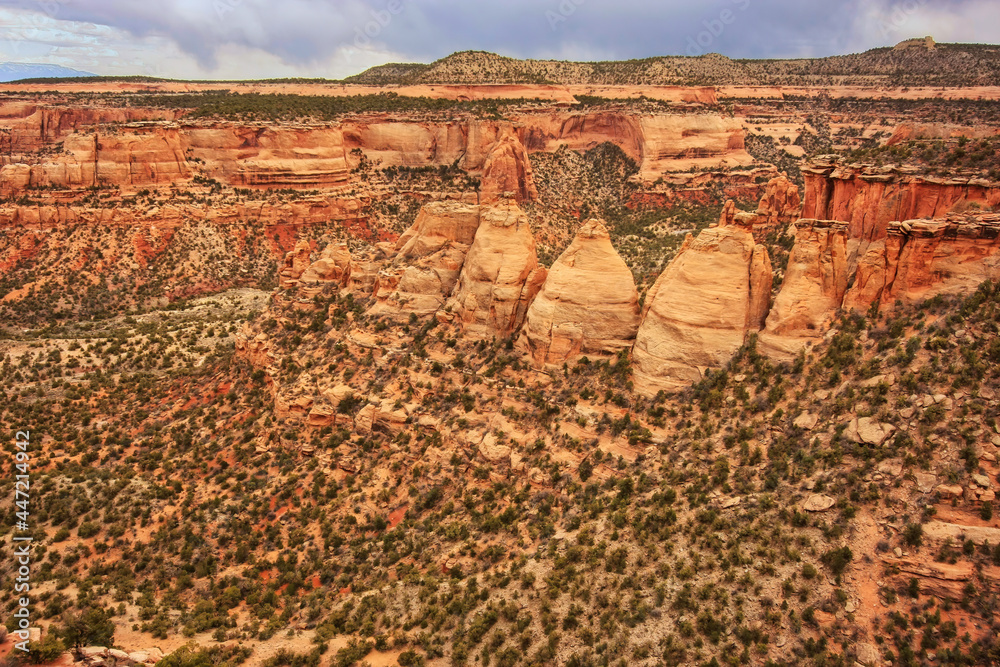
[0,0,998,79]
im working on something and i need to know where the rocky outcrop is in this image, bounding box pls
[521,219,640,366]
[755,174,801,227]
[445,198,546,338]
[278,240,312,289]
[802,158,1000,241]
[479,127,538,204]
[370,201,482,317]
[758,220,850,360]
[844,214,1000,310]
[761,213,1000,359]
[77,645,163,666]
[300,241,352,287]
[632,212,772,395]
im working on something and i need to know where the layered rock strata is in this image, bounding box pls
[802,158,1000,241]
[761,214,1000,359]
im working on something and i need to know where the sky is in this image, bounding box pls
[0,0,998,80]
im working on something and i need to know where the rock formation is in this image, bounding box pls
[479,127,538,204]
[802,158,1000,241]
[635,115,752,182]
[755,174,802,227]
[761,213,1000,359]
[370,201,482,317]
[758,220,850,360]
[844,215,1000,311]
[521,219,640,366]
[278,240,312,289]
[300,242,352,287]
[632,209,772,395]
[446,198,546,338]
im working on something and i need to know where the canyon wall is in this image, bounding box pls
[802,159,1000,241]
[0,101,751,195]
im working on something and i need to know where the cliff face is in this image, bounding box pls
[760,214,1000,359]
[446,198,546,338]
[632,213,772,395]
[520,219,640,367]
[369,201,481,317]
[758,220,851,360]
[0,196,371,233]
[802,159,1000,241]
[636,115,752,181]
[845,215,1000,309]
[0,102,752,196]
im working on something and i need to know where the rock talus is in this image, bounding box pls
[521,219,640,366]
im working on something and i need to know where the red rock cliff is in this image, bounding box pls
[802,158,1000,241]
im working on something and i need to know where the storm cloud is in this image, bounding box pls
[0,0,997,79]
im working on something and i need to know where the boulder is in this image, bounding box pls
[521,219,640,366]
[846,417,896,446]
[793,412,819,430]
[803,494,836,512]
[446,198,546,338]
[935,484,964,499]
[856,643,881,667]
[479,433,513,465]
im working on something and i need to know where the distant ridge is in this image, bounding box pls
[0,62,96,83]
[345,43,1000,88]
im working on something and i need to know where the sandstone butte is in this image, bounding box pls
[632,204,773,395]
[445,197,547,338]
[369,200,482,317]
[520,218,640,367]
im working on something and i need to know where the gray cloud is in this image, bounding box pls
[0,0,995,78]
